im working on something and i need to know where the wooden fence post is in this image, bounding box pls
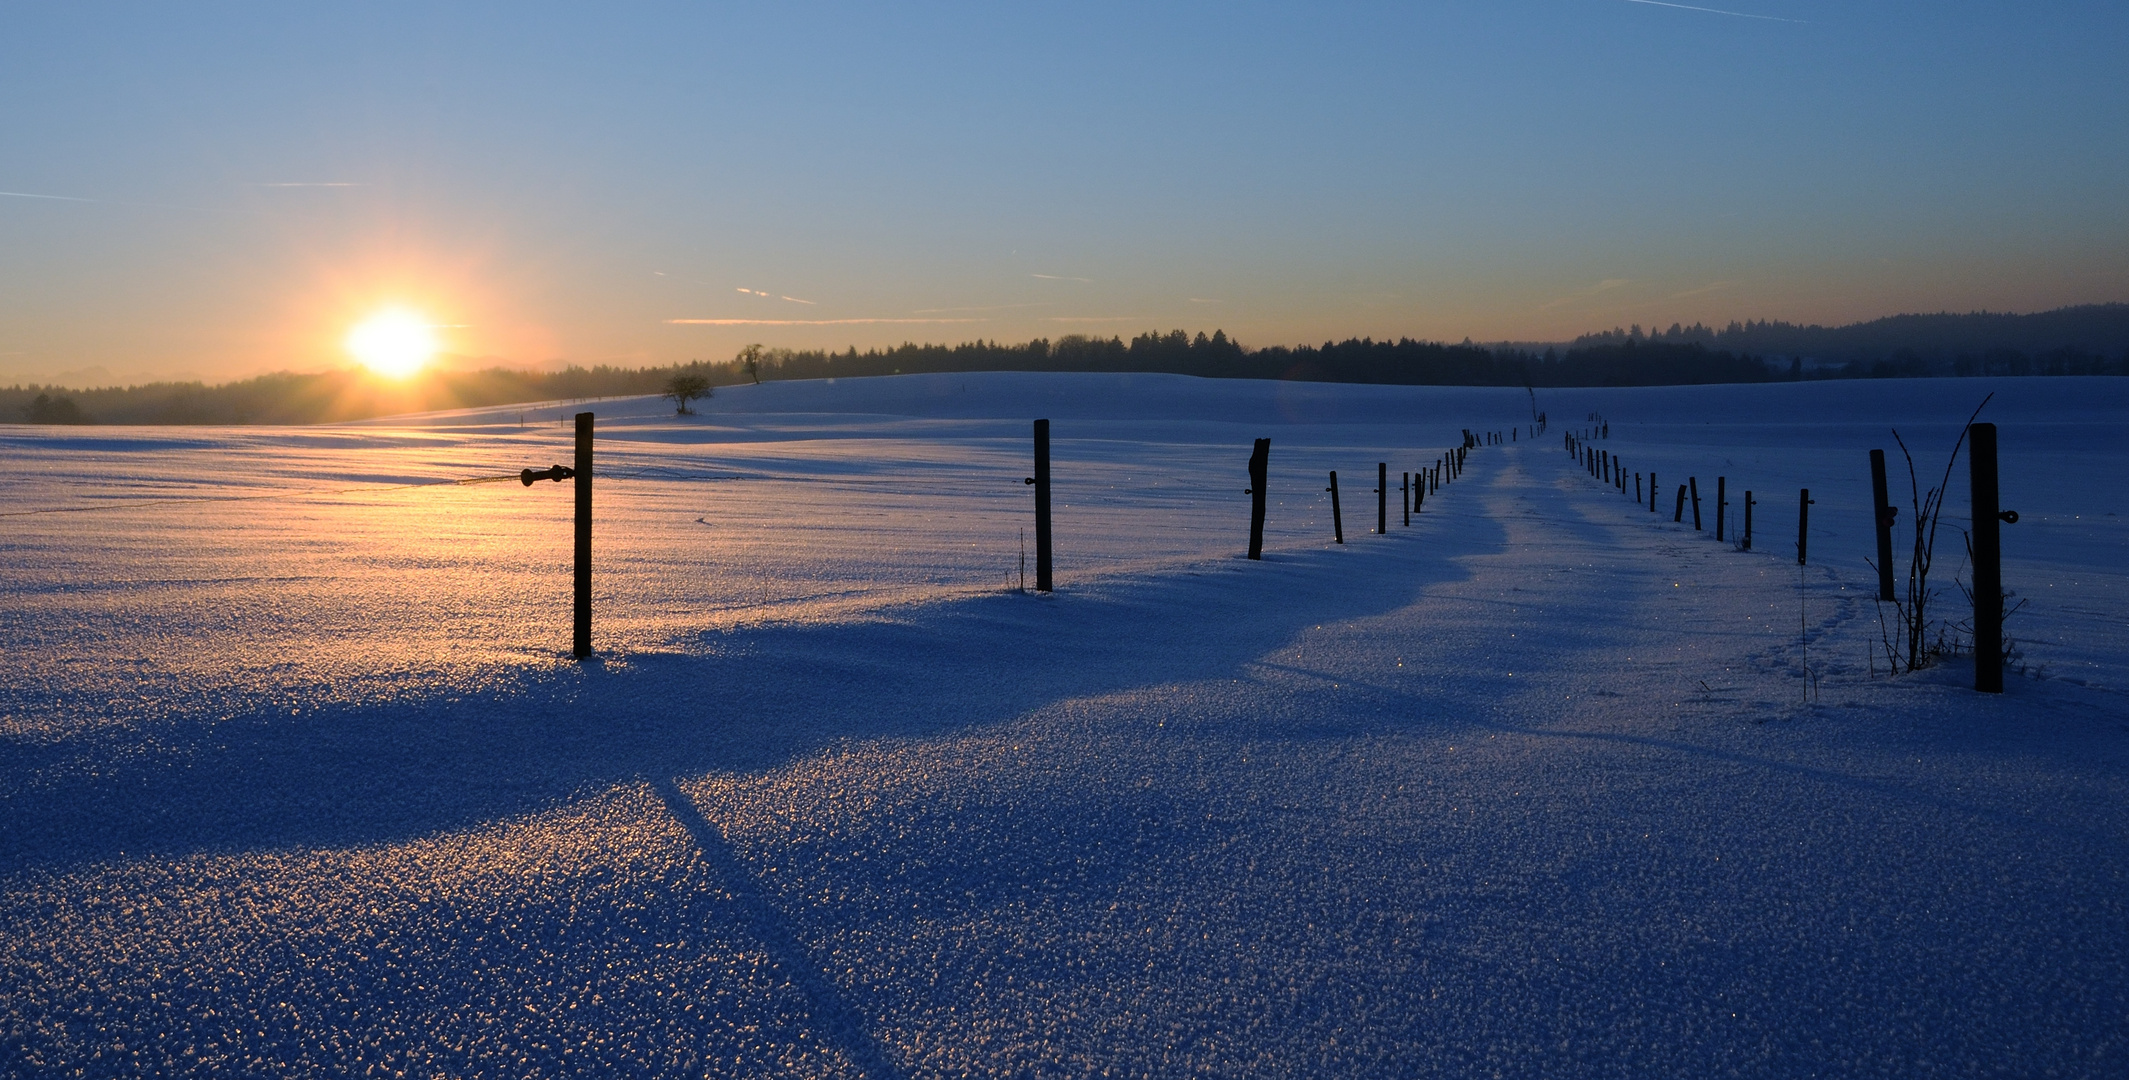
[1870,448,1897,602]
[1674,484,1687,523]
[1377,461,1388,534]
[573,412,593,658]
[1327,471,1344,544]
[1689,477,1703,530]
[1246,438,1270,560]
[1743,491,1755,551]
[1970,423,2010,693]
[1797,488,1813,566]
[1033,419,1053,591]
[1716,476,1727,541]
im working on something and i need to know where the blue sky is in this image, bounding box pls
[3,1,2124,383]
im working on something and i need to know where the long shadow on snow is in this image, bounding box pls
[0,513,1504,875]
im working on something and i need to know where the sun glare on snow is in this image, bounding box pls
[345,308,439,378]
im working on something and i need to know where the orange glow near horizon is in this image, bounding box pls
[345,308,441,378]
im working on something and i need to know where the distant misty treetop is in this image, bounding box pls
[1572,303,2129,368]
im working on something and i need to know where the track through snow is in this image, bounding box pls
[2,373,2127,1077]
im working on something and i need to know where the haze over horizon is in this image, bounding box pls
[4,1,2125,387]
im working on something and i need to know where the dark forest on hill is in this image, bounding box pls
[8,305,2126,425]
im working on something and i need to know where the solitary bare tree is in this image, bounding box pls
[663,372,710,414]
[737,343,764,385]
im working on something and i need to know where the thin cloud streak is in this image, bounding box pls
[1538,278,1633,311]
[911,302,1053,314]
[1031,273,1094,283]
[1045,316,1142,323]
[248,182,364,187]
[1619,0,1804,24]
[1,189,270,217]
[1668,280,1737,300]
[667,318,987,326]
[779,296,816,305]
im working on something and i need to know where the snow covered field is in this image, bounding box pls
[2,372,2126,1077]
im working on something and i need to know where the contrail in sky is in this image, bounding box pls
[1621,0,1804,23]
[1,188,264,216]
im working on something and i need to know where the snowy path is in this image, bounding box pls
[3,375,2127,1077]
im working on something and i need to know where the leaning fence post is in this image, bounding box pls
[573,412,593,658]
[1327,471,1344,544]
[1716,476,1727,541]
[1689,477,1703,530]
[1377,461,1388,534]
[1246,437,1270,560]
[1970,423,2011,693]
[1674,484,1687,523]
[1870,448,1897,602]
[1032,419,1053,591]
[1415,467,1426,511]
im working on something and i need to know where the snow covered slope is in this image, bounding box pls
[2,373,2125,1077]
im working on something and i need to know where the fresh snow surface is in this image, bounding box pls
[2,372,2126,1077]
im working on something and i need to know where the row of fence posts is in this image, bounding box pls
[519,412,2007,694]
[1563,422,2014,694]
[524,415,1513,654]
[1319,440,1471,547]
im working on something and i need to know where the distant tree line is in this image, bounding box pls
[8,304,2126,425]
[0,364,702,426]
[1571,303,2129,377]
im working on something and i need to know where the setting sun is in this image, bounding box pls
[345,308,439,378]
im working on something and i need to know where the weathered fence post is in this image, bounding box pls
[1715,476,1727,541]
[1970,423,2012,693]
[1674,484,1687,523]
[1635,472,1642,504]
[1246,437,1270,560]
[573,411,593,658]
[1689,477,1703,530]
[1377,462,1388,534]
[1327,471,1345,544]
[1649,471,1658,512]
[1402,471,1411,526]
[1032,419,1053,591]
[1870,448,1897,602]
[1743,491,1755,551]
[1797,488,1813,566]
